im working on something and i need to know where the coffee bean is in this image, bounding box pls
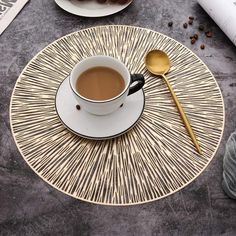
[76,105,81,110]
[168,21,173,27]
[205,31,213,37]
[200,44,205,49]
[120,103,124,108]
[188,19,193,25]
[191,38,196,44]
[199,25,204,31]
[189,16,194,20]
[183,23,188,29]
[194,34,198,40]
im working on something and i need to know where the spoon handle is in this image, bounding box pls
[162,75,202,154]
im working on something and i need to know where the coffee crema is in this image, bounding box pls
[76,67,125,101]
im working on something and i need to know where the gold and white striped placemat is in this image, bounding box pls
[10,25,225,205]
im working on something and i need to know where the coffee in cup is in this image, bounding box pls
[76,66,125,101]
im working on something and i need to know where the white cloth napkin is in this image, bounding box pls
[198,0,236,46]
[0,0,29,35]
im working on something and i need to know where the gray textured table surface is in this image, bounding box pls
[1,0,236,235]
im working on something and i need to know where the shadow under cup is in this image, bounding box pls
[69,56,145,116]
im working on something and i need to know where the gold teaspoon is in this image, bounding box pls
[145,50,201,154]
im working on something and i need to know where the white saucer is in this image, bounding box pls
[55,76,145,140]
[54,0,133,17]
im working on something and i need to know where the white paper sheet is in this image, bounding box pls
[198,0,236,46]
[0,0,29,36]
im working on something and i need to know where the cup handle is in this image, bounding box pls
[128,74,145,96]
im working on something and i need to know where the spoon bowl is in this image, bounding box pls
[145,50,171,75]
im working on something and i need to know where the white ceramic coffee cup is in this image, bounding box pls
[69,56,145,116]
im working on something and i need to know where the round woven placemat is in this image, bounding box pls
[10,26,224,205]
